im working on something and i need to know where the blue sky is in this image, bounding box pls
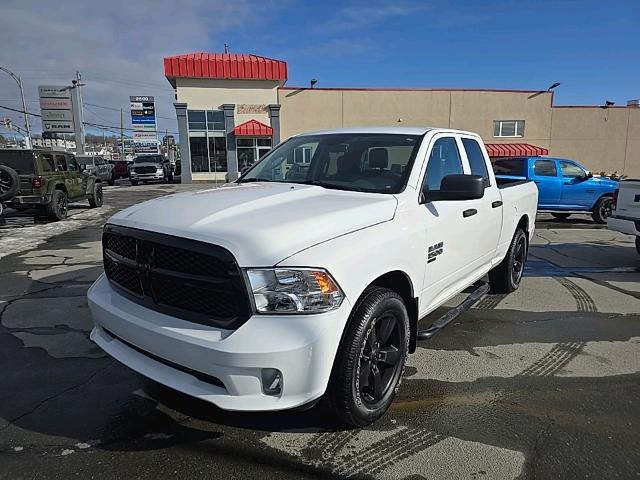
[238,0,639,105]
[0,0,638,137]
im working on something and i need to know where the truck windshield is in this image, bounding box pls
[238,133,422,193]
[0,150,36,174]
[134,155,163,164]
[76,156,94,166]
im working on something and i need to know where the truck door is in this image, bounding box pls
[418,135,485,308]
[531,158,561,208]
[559,160,595,208]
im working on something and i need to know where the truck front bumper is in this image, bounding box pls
[130,172,165,181]
[88,274,351,411]
[608,216,640,236]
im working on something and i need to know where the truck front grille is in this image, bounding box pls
[134,166,156,174]
[102,225,251,329]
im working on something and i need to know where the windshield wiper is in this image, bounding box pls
[237,177,273,183]
[294,180,364,192]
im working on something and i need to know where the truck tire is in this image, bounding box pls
[551,213,571,220]
[130,179,139,186]
[592,196,612,224]
[0,165,19,202]
[88,183,103,208]
[108,172,115,186]
[327,287,409,427]
[46,189,68,221]
[489,228,527,294]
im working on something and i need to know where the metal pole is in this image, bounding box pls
[17,76,31,149]
[120,108,124,160]
[0,66,32,149]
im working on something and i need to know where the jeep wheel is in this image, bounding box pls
[47,190,68,221]
[327,287,409,427]
[88,183,103,208]
[592,196,612,224]
[489,228,527,293]
[0,165,19,202]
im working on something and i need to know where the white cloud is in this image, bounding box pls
[0,0,263,139]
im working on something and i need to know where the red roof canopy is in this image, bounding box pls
[485,143,548,157]
[164,53,287,85]
[234,119,273,137]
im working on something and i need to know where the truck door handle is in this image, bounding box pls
[463,209,477,218]
[492,201,503,208]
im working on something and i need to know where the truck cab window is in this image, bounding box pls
[533,160,557,177]
[462,138,489,184]
[560,161,585,178]
[424,137,463,191]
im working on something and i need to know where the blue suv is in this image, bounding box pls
[493,156,618,223]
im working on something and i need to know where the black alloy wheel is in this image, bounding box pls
[511,233,527,286]
[358,312,403,408]
[327,287,409,427]
[592,196,613,224]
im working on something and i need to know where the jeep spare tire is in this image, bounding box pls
[0,165,20,202]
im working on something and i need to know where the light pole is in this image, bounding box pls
[0,66,32,149]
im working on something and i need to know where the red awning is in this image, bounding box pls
[164,52,287,85]
[485,143,548,157]
[234,119,273,137]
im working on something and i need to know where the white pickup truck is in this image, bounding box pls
[88,127,538,426]
[608,179,640,256]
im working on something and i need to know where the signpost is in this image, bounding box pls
[38,84,83,152]
[130,95,158,154]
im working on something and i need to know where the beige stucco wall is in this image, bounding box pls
[279,88,552,146]
[174,79,638,177]
[550,107,639,176]
[176,78,278,125]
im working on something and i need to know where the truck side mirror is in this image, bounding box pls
[423,174,485,202]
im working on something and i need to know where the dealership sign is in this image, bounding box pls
[130,95,157,153]
[39,85,75,133]
[43,121,74,133]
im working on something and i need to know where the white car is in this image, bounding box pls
[608,179,640,255]
[87,127,538,426]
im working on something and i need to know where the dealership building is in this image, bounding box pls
[164,52,639,182]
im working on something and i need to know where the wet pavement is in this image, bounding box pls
[0,185,639,479]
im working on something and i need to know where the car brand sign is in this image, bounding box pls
[41,109,74,121]
[39,85,75,133]
[38,85,71,99]
[43,121,74,133]
[39,97,72,110]
[130,96,154,102]
[133,131,157,139]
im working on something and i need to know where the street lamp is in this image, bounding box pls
[0,66,32,149]
[547,82,561,91]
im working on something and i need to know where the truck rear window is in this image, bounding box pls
[0,150,36,174]
[492,158,526,177]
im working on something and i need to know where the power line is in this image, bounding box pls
[0,104,180,136]
[85,102,177,121]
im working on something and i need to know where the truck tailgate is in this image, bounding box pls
[615,180,640,220]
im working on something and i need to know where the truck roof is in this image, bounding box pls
[294,126,480,137]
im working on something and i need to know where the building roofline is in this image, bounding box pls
[280,86,547,94]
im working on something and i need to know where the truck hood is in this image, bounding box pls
[132,162,162,168]
[108,182,398,266]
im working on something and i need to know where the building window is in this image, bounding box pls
[187,109,227,172]
[493,120,525,138]
[237,137,272,170]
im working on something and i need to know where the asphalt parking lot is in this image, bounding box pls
[1,184,639,479]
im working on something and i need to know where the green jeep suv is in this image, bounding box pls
[0,149,104,220]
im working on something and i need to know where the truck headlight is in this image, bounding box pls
[245,268,344,314]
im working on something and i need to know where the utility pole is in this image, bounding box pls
[0,66,32,149]
[70,72,85,154]
[120,108,124,161]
